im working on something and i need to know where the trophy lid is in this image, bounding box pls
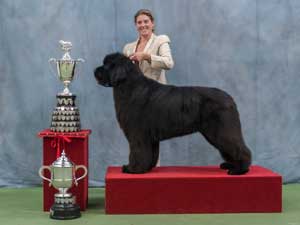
[53,150,73,168]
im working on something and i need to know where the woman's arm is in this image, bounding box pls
[150,41,174,70]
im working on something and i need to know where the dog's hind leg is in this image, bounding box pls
[218,139,251,175]
[122,139,154,174]
[219,152,235,170]
[200,109,251,175]
[220,108,251,175]
[200,130,236,171]
[201,131,251,175]
[199,115,235,171]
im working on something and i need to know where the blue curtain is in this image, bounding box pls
[0,0,300,187]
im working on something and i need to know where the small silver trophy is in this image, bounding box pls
[39,150,88,220]
[49,40,84,132]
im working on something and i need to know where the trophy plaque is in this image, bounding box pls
[39,150,88,220]
[49,40,84,132]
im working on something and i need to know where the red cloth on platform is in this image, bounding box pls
[105,166,282,214]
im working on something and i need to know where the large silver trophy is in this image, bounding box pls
[49,40,84,132]
[39,150,88,220]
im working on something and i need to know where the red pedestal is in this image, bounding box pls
[38,129,91,211]
[105,165,282,214]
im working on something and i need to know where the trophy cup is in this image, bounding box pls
[39,150,88,219]
[49,40,84,132]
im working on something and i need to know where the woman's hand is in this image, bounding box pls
[129,52,151,63]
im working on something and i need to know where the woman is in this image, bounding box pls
[123,9,174,84]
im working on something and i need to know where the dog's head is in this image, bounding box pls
[94,52,138,87]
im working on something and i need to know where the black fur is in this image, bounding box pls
[94,53,252,175]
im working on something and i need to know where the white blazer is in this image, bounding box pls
[123,33,174,84]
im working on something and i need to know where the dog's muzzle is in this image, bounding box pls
[94,67,111,87]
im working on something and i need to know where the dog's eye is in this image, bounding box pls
[106,63,116,71]
[103,64,111,70]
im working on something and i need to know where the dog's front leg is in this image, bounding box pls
[122,140,153,174]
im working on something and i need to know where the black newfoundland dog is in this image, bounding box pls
[94,53,251,175]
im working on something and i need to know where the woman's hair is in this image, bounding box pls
[134,9,155,23]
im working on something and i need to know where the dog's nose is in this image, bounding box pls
[94,67,100,76]
[94,68,102,81]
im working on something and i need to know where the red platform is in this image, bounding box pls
[38,129,91,211]
[105,165,282,214]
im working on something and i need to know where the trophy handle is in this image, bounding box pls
[38,166,52,187]
[74,165,88,186]
[48,58,59,78]
[76,58,85,63]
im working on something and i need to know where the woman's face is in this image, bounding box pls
[135,14,154,37]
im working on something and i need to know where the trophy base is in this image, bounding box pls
[49,194,81,220]
[50,203,81,220]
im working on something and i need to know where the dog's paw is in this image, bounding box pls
[122,164,151,174]
[227,168,249,175]
[220,162,235,170]
[122,165,131,173]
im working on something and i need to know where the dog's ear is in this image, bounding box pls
[110,64,127,86]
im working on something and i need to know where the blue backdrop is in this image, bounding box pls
[1,0,300,187]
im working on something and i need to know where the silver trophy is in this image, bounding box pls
[39,150,88,220]
[49,40,84,132]
[49,40,84,96]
